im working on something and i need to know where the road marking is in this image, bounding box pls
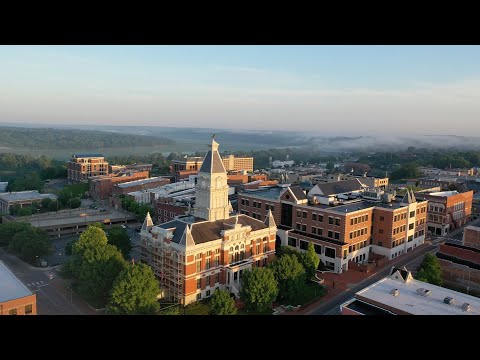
[35,282,40,285]
[38,287,57,306]
[27,283,32,287]
[40,281,44,284]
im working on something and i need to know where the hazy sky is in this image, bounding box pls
[1,45,480,135]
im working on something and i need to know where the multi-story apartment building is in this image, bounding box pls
[140,138,276,305]
[0,261,37,315]
[67,154,109,183]
[112,177,170,197]
[222,155,254,172]
[239,187,427,273]
[415,190,473,236]
[170,157,204,182]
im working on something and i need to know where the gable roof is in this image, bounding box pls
[314,179,364,196]
[289,185,307,200]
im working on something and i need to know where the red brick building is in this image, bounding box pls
[89,170,150,200]
[463,225,480,249]
[141,138,276,305]
[0,261,37,315]
[239,188,427,273]
[67,154,109,183]
[112,177,170,197]
[415,190,473,236]
[154,199,189,224]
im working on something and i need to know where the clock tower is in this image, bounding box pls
[194,137,232,221]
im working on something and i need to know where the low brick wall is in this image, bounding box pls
[438,258,480,294]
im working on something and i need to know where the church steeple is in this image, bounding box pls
[194,137,230,222]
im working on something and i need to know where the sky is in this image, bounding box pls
[1,45,480,135]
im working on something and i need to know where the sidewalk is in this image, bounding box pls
[290,242,433,315]
[48,277,103,315]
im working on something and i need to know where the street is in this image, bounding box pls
[0,248,99,315]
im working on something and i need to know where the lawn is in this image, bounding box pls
[184,301,210,315]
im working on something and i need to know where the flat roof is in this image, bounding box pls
[429,191,460,197]
[73,153,104,158]
[0,191,57,202]
[344,299,394,315]
[0,260,33,303]
[356,275,480,315]
[241,186,284,200]
[116,177,168,188]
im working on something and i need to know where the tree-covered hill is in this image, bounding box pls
[0,127,174,149]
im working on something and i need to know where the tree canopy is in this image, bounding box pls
[239,267,278,313]
[107,263,160,315]
[416,253,443,286]
[107,225,132,259]
[209,289,237,315]
[269,254,306,302]
[301,242,320,279]
[8,227,51,265]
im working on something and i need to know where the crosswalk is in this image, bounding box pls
[26,280,46,287]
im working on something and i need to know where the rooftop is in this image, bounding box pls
[343,299,394,315]
[310,179,365,196]
[73,153,104,158]
[116,177,168,188]
[155,214,268,245]
[429,190,460,197]
[171,157,203,163]
[356,274,480,315]
[0,191,57,202]
[0,260,33,303]
[241,185,307,201]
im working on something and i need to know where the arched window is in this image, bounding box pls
[241,244,245,249]
[230,247,233,252]
[229,254,233,263]
[240,251,245,261]
[235,245,239,251]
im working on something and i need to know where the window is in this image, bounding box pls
[365,215,368,221]
[215,273,220,284]
[25,304,33,314]
[206,290,211,297]
[379,229,383,234]
[196,293,202,300]
[378,241,383,247]
[301,224,307,232]
[206,275,211,287]
[196,261,202,272]
[263,243,268,252]
[256,244,260,254]
[296,223,301,230]
[270,205,275,212]
[313,213,317,221]
[408,235,413,242]
[361,228,364,236]
[350,218,354,226]
[265,203,269,210]
[312,227,317,235]
[314,244,322,254]
[288,237,297,247]
[380,216,384,221]
[234,272,238,281]
[328,230,333,238]
[9,308,17,315]
[354,217,358,225]
[297,210,302,217]
[318,228,323,236]
[410,211,415,217]
[409,223,414,230]
[349,232,353,239]
[302,211,307,219]
[245,200,249,206]
[335,218,340,226]
[300,240,309,250]
[197,279,201,289]
[334,232,340,240]
[241,199,245,205]
[214,256,219,267]
[205,258,211,270]
[329,216,334,224]
[343,250,347,259]
[263,258,268,267]
[325,247,336,258]
[318,215,324,222]
[206,251,211,256]
[215,249,220,254]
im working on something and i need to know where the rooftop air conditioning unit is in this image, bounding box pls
[444,296,455,305]
[416,288,431,297]
[390,288,399,297]
[462,303,471,312]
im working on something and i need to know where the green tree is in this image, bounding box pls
[41,197,53,209]
[107,225,132,259]
[416,253,443,286]
[209,289,237,315]
[270,254,306,302]
[0,222,33,246]
[8,228,51,265]
[70,225,109,278]
[107,263,160,315]
[69,197,81,209]
[159,306,180,315]
[90,222,106,231]
[239,267,278,313]
[77,244,126,305]
[301,242,320,279]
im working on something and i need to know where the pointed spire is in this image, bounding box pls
[141,212,153,232]
[179,224,195,246]
[198,137,226,174]
[264,209,276,227]
[409,189,416,203]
